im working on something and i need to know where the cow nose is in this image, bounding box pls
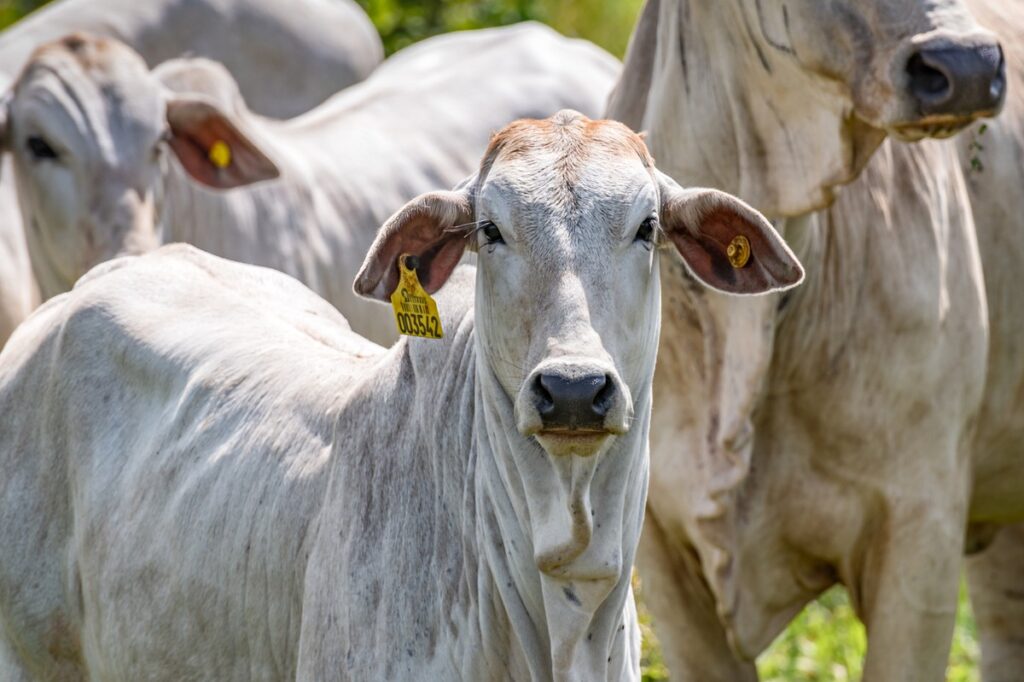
[533,373,615,431]
[906,43,1006,117]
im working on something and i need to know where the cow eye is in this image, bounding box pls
[26,135,59,162]
[634,216,656,243]
[480,221,505,245]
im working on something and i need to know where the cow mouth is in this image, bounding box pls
[888,111,994,142]
[535,429,612,457]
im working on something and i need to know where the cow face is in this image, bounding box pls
[355,112,801,657]
[618,0,1005,216]
[0,34,277,299]
[756,0,1005,138]
[356,111,803,461]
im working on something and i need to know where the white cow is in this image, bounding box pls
[0,111,802,681]
[0,0,384,349]
[607,0,1008,679]
[0,25,620,345]
[0,0,384,118]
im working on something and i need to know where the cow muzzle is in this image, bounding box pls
[515,359,632,456]
[894,37,1005,140]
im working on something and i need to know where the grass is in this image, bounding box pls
[640,578,979,681]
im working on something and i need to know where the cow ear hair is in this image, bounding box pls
[354,179,476,302]
[657,170,804,295]
[165,95,279,189]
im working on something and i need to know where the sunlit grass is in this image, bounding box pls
[640,577,979,682]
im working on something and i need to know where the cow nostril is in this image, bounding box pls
[907,51,951,100]
[992,50,1007,101]
[536,372,613,431]
[593,375,615,418]
[905,44,1006,117]
[533,374,555,416]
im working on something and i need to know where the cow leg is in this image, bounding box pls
[856,504,966,682]
[637,514,757,682]
[968,522,1024,682]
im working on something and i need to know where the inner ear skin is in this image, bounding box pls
[166,109,277,189]
[416,236,469,294]
[673,207,792,293]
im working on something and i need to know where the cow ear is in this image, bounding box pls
[354,185,475,302]
[165,96,279,189]
[657,171,803,295]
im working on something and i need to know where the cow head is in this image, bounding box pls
[612,0,1005,216]
[355,110,802,674]
[0,34,277,299]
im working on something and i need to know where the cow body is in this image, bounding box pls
[0,112,801,681]
[608,0,1009,679]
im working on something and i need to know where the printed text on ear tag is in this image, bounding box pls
[391,255,444,339]
[208,140,232,169]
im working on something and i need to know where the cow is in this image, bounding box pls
[0,111,802,681]
[0,0,385,349]
[0,0,384,119]
[0,26,620,346]
[606,0,1011,679]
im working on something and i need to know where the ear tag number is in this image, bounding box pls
[208,140,232,169]
[727,235,751,269]
[391,255,444,339]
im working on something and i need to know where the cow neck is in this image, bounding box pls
[617,0,885,218]
[647,251,783,641]
[469,352,648,681]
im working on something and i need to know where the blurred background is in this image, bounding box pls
[1,0,645,56]
[0,1,982,680]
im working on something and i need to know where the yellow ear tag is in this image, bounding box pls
[390,255,444,339]
[726,235,751,269]
[208,140,232,169]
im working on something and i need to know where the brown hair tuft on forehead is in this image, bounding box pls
[476,110,653,185]
[27,32,120,74]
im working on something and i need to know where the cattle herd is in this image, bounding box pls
[0,0,1020,680]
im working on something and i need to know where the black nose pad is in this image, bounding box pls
[533,373,615,431]
[906,43,1006,117]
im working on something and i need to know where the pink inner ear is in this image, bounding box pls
[418,238,468,294]
[671,207,802,294]
[167,105,278,190]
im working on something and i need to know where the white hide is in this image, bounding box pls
[0,0,383,118]
[0,0,384,348]
[5,25,620,346]
[608,0,1010,680]
[0,113,800,681]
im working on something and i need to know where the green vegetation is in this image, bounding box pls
[355,0,642,56]
[0,2,983,680]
